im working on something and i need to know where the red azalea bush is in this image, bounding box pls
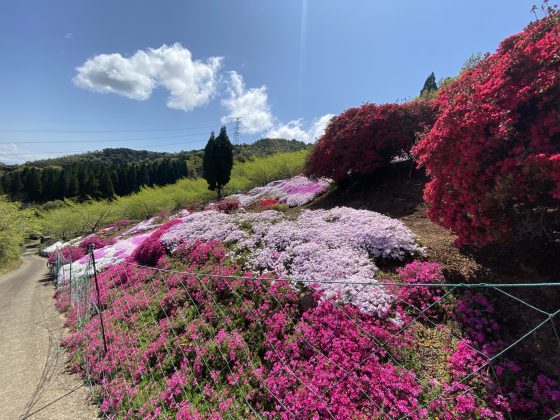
[131,218,182,266]
[413,13,560,246]
[79,235,116,252]
[305,100,435,182]
[258,197,279,208]
[47,245,85,265]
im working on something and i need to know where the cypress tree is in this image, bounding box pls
[202,127,233,200]
[26,168,43,201]
[420,72,437,96]
[138,164,150,187]
[67,170,80,198]
[99,169,115,199]
[57,168,69,198]
[1,174,8,196]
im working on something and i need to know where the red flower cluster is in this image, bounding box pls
[79,235,115,252]
[131,218,182,266]
[47,245,85,265]
[413,13,560,245]
[305,100,434,182]
[258,197,279,208]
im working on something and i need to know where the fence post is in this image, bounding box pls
[69,256,73,306]
[89,245,108,356]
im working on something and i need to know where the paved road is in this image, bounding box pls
[0,247,98,419]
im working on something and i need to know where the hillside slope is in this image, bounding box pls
[309,161,560,374]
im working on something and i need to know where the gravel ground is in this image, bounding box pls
[0,246,98,419]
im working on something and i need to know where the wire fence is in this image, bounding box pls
[52,248,560,419]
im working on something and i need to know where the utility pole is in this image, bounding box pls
[233,117,242,145]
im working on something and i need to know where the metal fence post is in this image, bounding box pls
[89,245,108,355]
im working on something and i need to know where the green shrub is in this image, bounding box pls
[0,196,39,272]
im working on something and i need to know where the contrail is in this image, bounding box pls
[297,0,308,113]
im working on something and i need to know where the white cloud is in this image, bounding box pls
[266,113,334,143]
[220,71,274,134]
[308,113,335,141]
[266,119,308,141]
[64,32,73,40]
[0,144,56,164]
[73,43,223,111]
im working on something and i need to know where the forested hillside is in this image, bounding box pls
[0,138,308,203]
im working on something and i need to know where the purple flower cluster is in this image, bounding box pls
[47,245,85,265]
[441,292,560,417]
[227,175,332,207]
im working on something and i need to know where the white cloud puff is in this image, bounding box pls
[266,119,308,141]
[266,113,334,143]
[220,71,274,134]
[0,144,56,164]
[73,43,222,111]
[308,113,335,141]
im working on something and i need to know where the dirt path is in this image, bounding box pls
[0,247,98,419]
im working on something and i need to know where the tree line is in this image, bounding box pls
[0,157,189,203]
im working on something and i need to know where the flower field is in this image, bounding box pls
[48,175,560,418]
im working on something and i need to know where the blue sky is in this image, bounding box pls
[0,0,540,163]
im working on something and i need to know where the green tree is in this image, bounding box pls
[420,72,437,97]
[460,52,484,73]
[0,196,39,271]
[138,164,150,187]
[67,170,80,197]
[25,168,43,201]
[203,127,233,200]
[99,169,115,199]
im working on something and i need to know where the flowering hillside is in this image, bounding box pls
[47,182,559,418]
[55,240,560,418]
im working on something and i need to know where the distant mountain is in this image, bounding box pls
[13,138,308,168]
[17,148,177,168]
[0,138,309,203]
[233,138,310,161]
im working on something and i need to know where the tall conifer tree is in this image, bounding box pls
[420,72,437,96]
[203,127,233,200]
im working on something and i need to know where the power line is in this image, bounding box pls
[0,132,209,145]
[0,125,215,134]
[122,261,560,289]
[0,140,207,156]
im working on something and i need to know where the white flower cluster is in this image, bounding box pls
[56,232,154,285]
[162,207,424,315]
[120,217,161,237]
